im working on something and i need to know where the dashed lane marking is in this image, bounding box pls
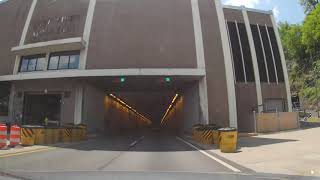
[176,136,241,173]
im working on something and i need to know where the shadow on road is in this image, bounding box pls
[238,136,298,148]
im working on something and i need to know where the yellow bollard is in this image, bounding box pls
[219,128,237,153]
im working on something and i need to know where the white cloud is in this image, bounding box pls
[272,6,280,19]
[224,0,261,8]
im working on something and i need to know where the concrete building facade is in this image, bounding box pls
[0,0,292,133]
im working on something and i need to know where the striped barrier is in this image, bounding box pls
[21,128,35,146]
[62,128,72,142]
[192,129,214,144]
[0,124,7,149]
[10,125,21,147]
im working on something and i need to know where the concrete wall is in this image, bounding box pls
[161,96,184,134]
[235,83,258,132]
[0,0,32,75]
[12,79,78,125]
[86,0,197,69]
[223,8,244,23]
[199,0,230,127]
[25,0,89,44]
[256,112,299,132]
[182,84,201,133]
[247,11,273,27]
[82,83,105,133]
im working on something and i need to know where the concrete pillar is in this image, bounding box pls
[74,86,84,125]
[214,0,238,128]
[270,14,293,112]
[242,9,263,112]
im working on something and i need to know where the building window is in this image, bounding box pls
[238,23,255,82]
[264,99,285,112]
[268,27,285,82]
[251,24,268,82]
[19,55,46,72]
[227,21,245,82]
[0,83,10,116]
[48,51,80,70]
[259,25,277,83]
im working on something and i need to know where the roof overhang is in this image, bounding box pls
[11,37,86,56]
[0,68,206,82]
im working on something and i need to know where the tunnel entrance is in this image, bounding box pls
[85,76,203,136]
[104,92,183,136]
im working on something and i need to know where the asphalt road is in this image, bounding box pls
[0,134,317,180]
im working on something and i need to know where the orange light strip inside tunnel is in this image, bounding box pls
[160,94,179,125]
[108,94,152,125]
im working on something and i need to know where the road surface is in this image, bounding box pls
[0,134,316,180]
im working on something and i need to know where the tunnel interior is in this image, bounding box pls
[104,92,183,135]
[87,76,201,136]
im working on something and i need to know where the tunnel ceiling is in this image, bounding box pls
[113,92,176,125]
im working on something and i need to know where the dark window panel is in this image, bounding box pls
[260,25,276,82]
[251,24,268,82]
[36,57,46,71]
[27,59,37,71]
[238,23,255,82]
[228,21,245,82]
[48,56,59,70]
[19,54,46,72]
[20,59,29,72]
[58,56,70,69]
[69,55,80,69]
[268,27,284,82]
[0,82,10,116]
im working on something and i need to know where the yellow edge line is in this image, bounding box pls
[0,147,57,158]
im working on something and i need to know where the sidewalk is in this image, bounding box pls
[0,139,94,158]
[187,127,320,177]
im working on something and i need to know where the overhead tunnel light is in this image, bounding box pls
[160,94,179,125]
[108,94,152,125]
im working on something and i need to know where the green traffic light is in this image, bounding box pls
[120,77,126,83]
[165,77,171,82]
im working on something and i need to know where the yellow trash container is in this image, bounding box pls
[21,126,36,146]
[219,128,237,153]
[33,126,45,145]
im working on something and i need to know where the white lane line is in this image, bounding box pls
[129,136,144,147]
[176,136,241,172]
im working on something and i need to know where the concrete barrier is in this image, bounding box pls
[256,112,299,133]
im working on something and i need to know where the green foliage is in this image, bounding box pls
[280,4,320,107]
[300,0,319,14]
[301,4,320,55]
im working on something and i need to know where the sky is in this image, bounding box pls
[222,0,306,24]
[0,0,305,24]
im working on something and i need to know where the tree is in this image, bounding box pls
[279,4,320,108]
[301,4,320,56]
[300,0,320,14]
